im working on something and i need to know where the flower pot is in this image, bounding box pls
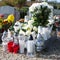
[19,40,25,54]
[38,26,52,40]
[26,40,35,57]
[38,26,42,33]
[18,34,25,54]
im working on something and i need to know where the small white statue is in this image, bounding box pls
[14,21,21,32]
[7,29,11,38]
[2,31,8,51]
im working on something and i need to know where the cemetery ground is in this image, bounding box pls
[0,32,60,60]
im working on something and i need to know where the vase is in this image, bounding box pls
[18,34,25,54]
[42,27,48,40]
[26,40,35,57]
[19,40,25,54]
[38,25,53,40]
[42,26,53,40]
[36,33,44,52]
[2,30,8,51]
[26,34,35,57]
[38,26,42,34]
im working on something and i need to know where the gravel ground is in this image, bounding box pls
[0,31,60,60]
[0,46,58,60]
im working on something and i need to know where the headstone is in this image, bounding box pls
[0,6,20,21]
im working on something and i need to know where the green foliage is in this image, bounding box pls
[14,0,26,5]
[9,23,15,31]
[4,1,14,7]
[3,0,26,7]
[20,7,29,13]
[32,6,51,27]
[20,7,29,18]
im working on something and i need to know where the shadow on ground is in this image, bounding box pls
[37,33,60,59]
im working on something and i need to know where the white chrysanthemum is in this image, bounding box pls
[22,24,33,31]
[26,30,31,36]
[47,19,54,26]
[22,24,27,30]
[19,30,25,35]
[27,25,33,31]
[29,3,41,12]
[29,6,35,12]
[33,26,38,32]
[28,20,34,25]
[40,2,48,7]
[49,19,54,24]
[29,2,52,13]
[22,26,27,30]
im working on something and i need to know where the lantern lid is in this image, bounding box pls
[29,34,33,40]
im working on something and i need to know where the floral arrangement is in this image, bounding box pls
[22,20,38,35]
[0,14,14,33]
[29,2,53,27]
[12,2,54,37]
[13,20,37,36]
[9,2,54,39]
[7,41,19,53]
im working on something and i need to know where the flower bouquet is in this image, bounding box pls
[29,2,54,27]
[0,14,14,33]
[29,2,54,40]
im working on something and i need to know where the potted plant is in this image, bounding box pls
[29,2,52,27]
[29,2,54,40]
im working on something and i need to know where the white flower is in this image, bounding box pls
[47,19,54,26]
[29,6,35,12]
[29,3,41,12]
[29,2,50,13]
[53,16,59,21]
[28,20,34,25]
[22,24,33,31]
[26,30,31,36]
[26,25,33,31]
[56,17,59,20]
[22,24,27,30]
[19,30,25,35]
[33,26,38,32]
[29,2,53,15]
[40,2,48,7]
